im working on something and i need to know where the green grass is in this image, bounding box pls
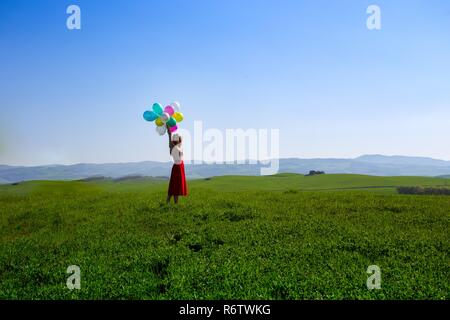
[189,173,450,193]
[0,174,449,299]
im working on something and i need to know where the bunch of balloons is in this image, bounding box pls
[143,101,184,136]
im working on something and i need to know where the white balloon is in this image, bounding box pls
[156,125,166,136]
[170,101,181,112]
[160,112,170,123]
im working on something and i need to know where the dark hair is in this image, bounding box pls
[172,137,182,146]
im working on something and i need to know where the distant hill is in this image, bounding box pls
[277,155,450,177]
[355,155,450,167]
[1,154,450,183]
[0,161,171,184]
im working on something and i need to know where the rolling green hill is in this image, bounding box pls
[2,173,449,194]
[189,173,450,193]
[4,173,447,195]
[0,174,449,299]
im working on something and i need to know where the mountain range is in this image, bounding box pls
[1,155,450,184]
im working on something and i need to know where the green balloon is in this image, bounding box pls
[167,117,177,127]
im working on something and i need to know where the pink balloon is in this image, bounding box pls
[164,105,175,116]
[169,125,178,133]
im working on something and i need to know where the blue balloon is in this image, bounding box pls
[143,110,158,121]
[152,103,163,116]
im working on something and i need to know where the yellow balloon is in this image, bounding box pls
[173,112,184,122]
[155,118,164,126]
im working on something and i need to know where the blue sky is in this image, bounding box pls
[1,0,449,165]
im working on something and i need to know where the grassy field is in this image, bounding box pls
[0,174,449,299]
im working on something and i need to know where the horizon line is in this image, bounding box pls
[2,154,450,168]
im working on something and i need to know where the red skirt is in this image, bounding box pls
[168,161,188,196]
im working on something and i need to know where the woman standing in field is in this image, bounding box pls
[166,126,188,204]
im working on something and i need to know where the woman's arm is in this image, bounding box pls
[167,124,174,154]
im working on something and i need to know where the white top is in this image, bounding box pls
[171,145,183,164]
